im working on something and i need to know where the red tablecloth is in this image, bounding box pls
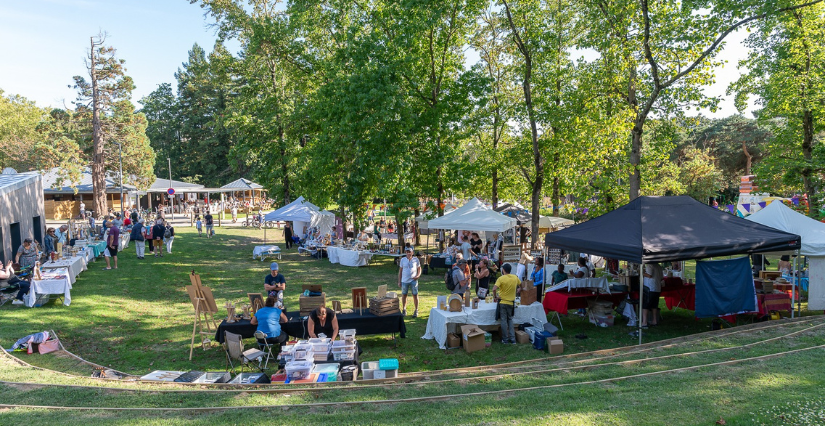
[542,290,626,314]
[758,293,792,315]
[663,277,683,287]
[661,283,696,311]
[772,283,801,301]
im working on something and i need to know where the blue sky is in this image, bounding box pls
[0,0,754,118]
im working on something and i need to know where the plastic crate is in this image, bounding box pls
[339,329,357,342]
[361,361,398,380]
[292,343,312,361]
[378,358,399,370]
[332,349,356,361]
[285,360,313,381]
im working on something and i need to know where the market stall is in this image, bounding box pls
[26,267,72,307]
[422,301,546,349]
[326,247,373,267]
[41,255,87,284]
[215,311,406,343]
[747,201,825,311]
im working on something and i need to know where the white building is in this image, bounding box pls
[0,170,45,263]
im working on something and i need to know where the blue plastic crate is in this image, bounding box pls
[378,358,399,370]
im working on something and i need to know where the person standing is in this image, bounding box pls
[264,262,286,309]
[151,220,165,257]
[641,263,663,328]
[195,215,203,237]
[451,259,470,296]
[103,222,119,270]
[397,246,421,317]
[283,223,293,249]
[474,259,491,299]
[43,228,57,259]
[531,257,546,303]
[204,211,214,238]
[163,220,175,254]
[130,219,146,259]
[231,205,238,223]
[15,239,38,270]
[492,263,519,344]
[79,201,86,218]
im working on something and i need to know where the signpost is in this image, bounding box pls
[168,188,175,220]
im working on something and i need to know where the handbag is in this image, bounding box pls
[34,338,60,354]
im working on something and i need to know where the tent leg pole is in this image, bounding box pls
[792,251,798,318]
[638,266,643,345]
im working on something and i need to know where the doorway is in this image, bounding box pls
[9,222,21,260]
[33,216,43,247]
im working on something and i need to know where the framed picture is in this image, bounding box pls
[248,293,264,313]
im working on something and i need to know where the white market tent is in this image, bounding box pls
[426,197,518,232]
[747,201,825,310]
[264,196,320,234]
[539,215,574,229]
[415,206,457,229]
[310,210,336,237]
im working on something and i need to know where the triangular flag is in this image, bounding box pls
[793,198,800,205]
[758,202,766,208]
[727,205,735,214]
[743,203,751,212]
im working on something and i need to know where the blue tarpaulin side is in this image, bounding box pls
[695,257,757,318]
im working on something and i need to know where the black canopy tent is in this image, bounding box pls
[544,196,801,345]
[545,196,801,264]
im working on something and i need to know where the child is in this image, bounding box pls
[195,215,203,237]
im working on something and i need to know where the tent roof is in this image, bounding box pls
[494,203,532,224]
[220,178,264,190]
[544,196,801,264]
[746,201,825,256]
[264,196,319,222]
[540,215,574,229]
[426,197,518,232]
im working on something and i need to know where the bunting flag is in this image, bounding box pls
[582,208,589,214]
[742,203,751,212]
[758,202,766,209]
[793,198,800,206]
[727,205,735,214]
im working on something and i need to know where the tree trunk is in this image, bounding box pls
[89,38,107,218]
[742,141,753,176]
[801,108,816,217]
[279,125,290,205]
[339,205,347,242]
[524,56,542,251]
[629,123,643,200]
[414,208,420,246]
[437,164,444,251]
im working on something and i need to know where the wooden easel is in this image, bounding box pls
[186,271,219,360]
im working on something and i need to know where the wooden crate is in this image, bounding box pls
[369,297,400,316]
[299,293,326,316]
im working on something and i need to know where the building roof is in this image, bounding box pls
[149,178,204,191]
[221,178,264,190]
[0,172,41,197]
[40,168,131,194]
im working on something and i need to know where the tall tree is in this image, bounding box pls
[72,34,154,215]
[731,2,825,214]
[582,0,824,201]
[139,83,182,180]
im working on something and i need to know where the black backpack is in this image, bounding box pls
[445,268,457,292]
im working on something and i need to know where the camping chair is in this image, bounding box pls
[253,330,277,370]
[223,331,267,373]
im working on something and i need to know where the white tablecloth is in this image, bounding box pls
[546,276,612,294]
[26,268,72,307]
[41,255,87,284]
[119,234,130,251]
[422,302,547,349]
[327,247,372,267]
[253,245,281,261]
[80,247,95,263]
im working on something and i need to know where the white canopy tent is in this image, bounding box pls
[539,215,574,229]
[747,201,825,310]
[426,197,518,232]
[264,196,320,235]
[310,210,336,237]
[415,206,457,229]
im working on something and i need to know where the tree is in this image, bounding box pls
[582,0,824,201]
[72,34,154,215]
[139,83,182,179]
[730,2,825,214]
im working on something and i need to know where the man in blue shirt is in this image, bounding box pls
[264,262,286,309]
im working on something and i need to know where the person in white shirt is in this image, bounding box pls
[79,201,86,218]
[569,256,590,278]
[461,240,473,261]
[642,263,664,327]
[397,246,421,317]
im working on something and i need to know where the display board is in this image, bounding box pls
[501,245,521,263]
[547,249,562,266]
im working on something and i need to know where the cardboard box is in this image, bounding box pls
[520,281,537,305]
[460,324,487,353]
[547,338,564,355]
[446,333,461,349]
[515,330,530,344]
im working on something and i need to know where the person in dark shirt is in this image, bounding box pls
[264,262,286,309]
[308,306,339,340]
[152,220,165,258]
[284,223,293,249]
[204,211,214,238]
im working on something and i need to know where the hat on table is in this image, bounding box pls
[270,262,279,270]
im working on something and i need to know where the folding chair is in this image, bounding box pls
[253,330,277,370]
[223,331,267,373]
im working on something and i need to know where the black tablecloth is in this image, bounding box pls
[215,311,406,343]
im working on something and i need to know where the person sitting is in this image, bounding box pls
[569,257,590,278]
[1,260,30,305]
[251,296,288,346]
[264,262,286,309]
[551,264,568,285]
[308,306,339,340]
[357,229,370,243]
